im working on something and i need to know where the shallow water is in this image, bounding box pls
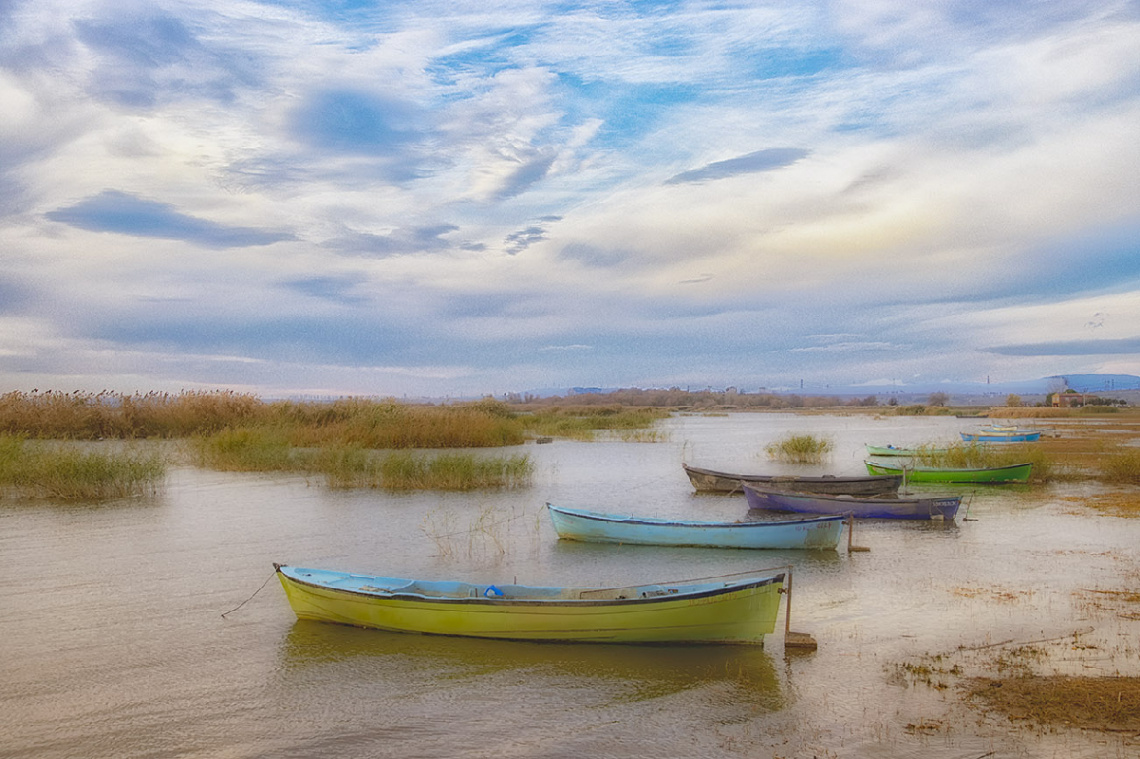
[2,413,1138,758]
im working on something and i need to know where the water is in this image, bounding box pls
[2,413,1138,758]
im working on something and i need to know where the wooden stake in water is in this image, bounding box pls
[782,565,818,650]
[847,513,870,553]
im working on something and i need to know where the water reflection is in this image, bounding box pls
[277,620,784,709]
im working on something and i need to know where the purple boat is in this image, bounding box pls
[744,484,961,521]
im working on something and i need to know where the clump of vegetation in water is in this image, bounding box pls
[189,427,295,471]
[192,433,535,491]
[765,434,833,464]
[518,405,670,441]
[0,434,165,499]
[346,451,535,491]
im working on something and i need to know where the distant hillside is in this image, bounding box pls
[1046,374,1140,392]
[515,374,1140,401]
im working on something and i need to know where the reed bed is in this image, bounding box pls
[765,433,833,464]
[1097,447,1140,484]
[0,390,264,439]
[278,398,525,448]
[0,392,671,449]
[518,406,670,441]
[316,450,535,491]
[0,435,165,499]
[189,427,296,472]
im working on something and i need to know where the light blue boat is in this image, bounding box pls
[960,427,1041,442]
[546,503,845,550]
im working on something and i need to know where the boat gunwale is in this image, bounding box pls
[276,565,786,609]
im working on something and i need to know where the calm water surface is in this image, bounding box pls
[3,413,1138,758]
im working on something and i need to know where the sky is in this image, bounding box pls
[2,0,1140,399]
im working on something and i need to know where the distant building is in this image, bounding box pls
[1050,389,1085,407]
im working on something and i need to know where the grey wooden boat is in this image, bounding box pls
[683,463,903,496]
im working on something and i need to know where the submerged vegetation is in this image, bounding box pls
[765,433,834,464]
[966,675,1140,732]
[0,434,165,500]
[190,431,535,490]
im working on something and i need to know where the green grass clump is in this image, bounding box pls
[765,434,834,464]
[190,427,295,471]
[0,435,165,500]
[520,406,669,441]
[1098,447,1140,484]
[370,451,534,491]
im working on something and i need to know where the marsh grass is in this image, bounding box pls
[0,435,165,499]
[0,390,264,439]
[965,675,1140,731]
[765,434,833,464]
[520,406,669,441]
[190,427,296,471]
[1098,447,1140,484]
[0,392,668,451]
[374,452,534,491]
[913,443,1067,483]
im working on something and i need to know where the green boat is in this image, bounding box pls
[864,460,1032,484]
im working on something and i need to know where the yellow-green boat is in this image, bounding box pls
[275,563,786,645]
[864,460,1032,484]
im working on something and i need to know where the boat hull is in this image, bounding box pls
[744,485,961,520]
[864,461,1032,484]
[683,464,902,495]
[276,565,785,645]
[960,431,1041,442]
[547,504,844,550]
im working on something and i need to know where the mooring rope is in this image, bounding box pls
[221,569,277,618]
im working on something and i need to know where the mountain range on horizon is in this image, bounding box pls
[538,373,1140,400]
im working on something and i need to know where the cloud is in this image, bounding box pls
[45,191,293,248]
[505,218,562,255]
[664,148,809,184]
[71,6,258,107]
[281,275,368,305]
[984,338,1140,357]
[494,152,557,199]
[327,225,460,257]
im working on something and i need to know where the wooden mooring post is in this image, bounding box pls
[847,513,870,552]
[782,565,818,650]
